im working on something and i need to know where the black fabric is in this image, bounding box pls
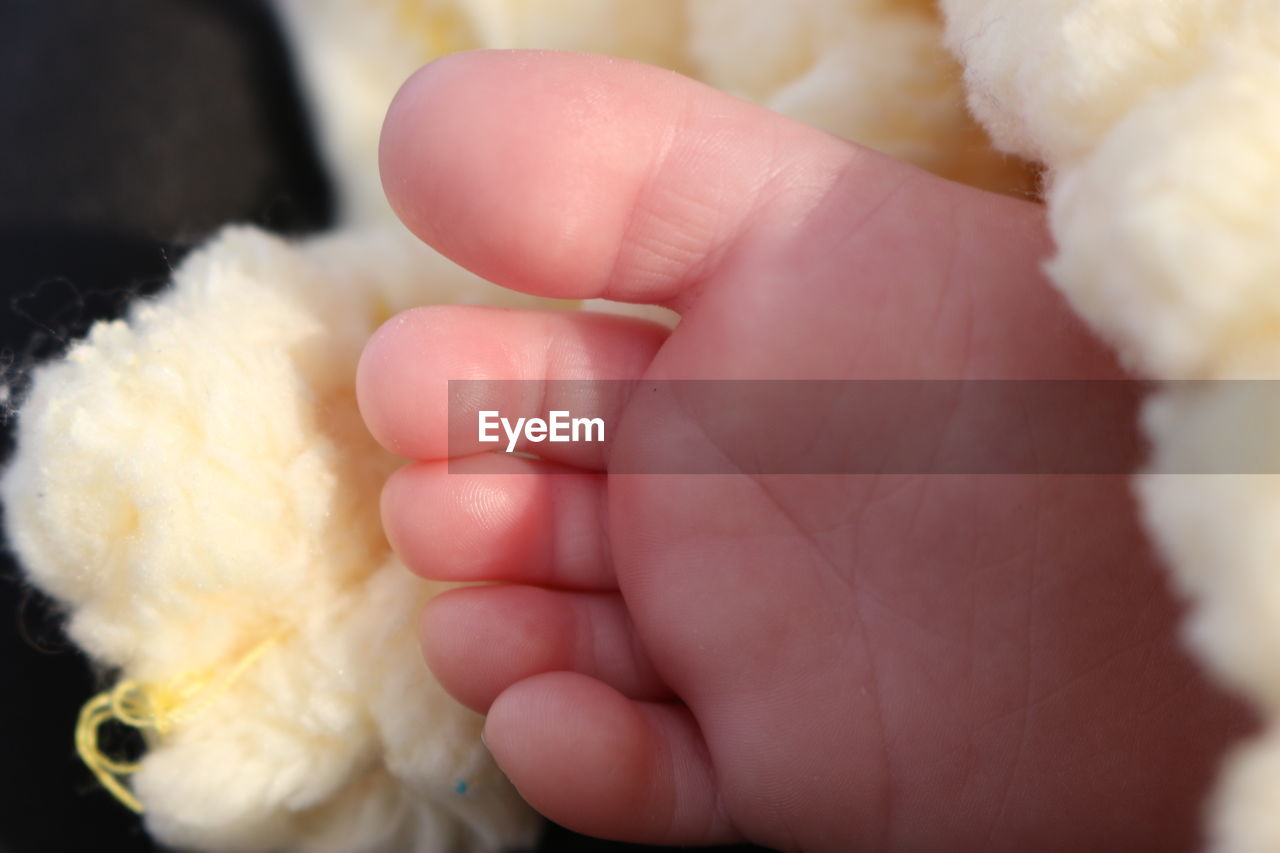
[0,3,769,852]
[0,0,330,240]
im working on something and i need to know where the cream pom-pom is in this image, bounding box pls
[1046,15,1280,379]
[1139,383,1280,710]
[940,0,1227,167]
[1,226,550,852]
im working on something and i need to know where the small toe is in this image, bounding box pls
[383,453,615,590]
[484,672,738,846]
[421,585,670,713]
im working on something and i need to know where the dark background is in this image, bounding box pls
[0,1,769,851]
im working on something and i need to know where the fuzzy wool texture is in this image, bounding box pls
[7,1,1279,852]
[2,227,551,852]
[941,2,1280,852]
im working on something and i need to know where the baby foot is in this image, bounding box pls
[359,51,1250,853]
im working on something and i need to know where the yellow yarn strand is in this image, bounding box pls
[74,633,284,814]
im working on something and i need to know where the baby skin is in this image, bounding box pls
[358,51,1251,853]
